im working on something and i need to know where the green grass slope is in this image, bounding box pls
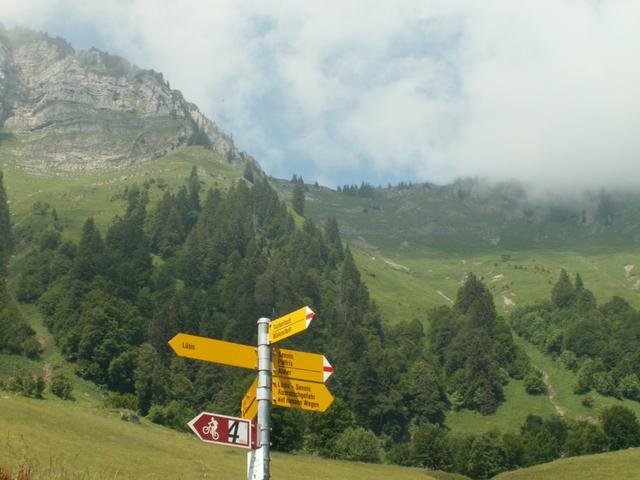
[0,303,106,407]
[272,180,640,320]
[353,243,640,323]
[0,394,433,480]
[494,448,640,480]
[444,335,640,435]
[1,145,242,240]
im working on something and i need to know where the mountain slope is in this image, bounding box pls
[0,25,258,173]
[271,180,640,315]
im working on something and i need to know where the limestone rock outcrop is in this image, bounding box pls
[0,26,251,172]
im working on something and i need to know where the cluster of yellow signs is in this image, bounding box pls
[168,306,334,419]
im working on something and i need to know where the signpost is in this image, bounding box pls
[268,306,315,344]
[168,334,334,383]
[272,376,334,412]
[242,375,334,416]
[188,412,253,449]
[241,377,258,420]
[168,333,256,370]
[272,347,333,383]
[169,305,333,480]
[247,446,264,480]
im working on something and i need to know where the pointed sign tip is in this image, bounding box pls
[168,334,179,350]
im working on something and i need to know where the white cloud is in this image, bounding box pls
[2,0,640,189]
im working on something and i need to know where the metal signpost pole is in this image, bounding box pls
[256,317,272,479]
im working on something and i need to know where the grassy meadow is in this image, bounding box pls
[352,245,640,324]
[1,146,242,241]
[494,448,640,480]
[444,335,640,436]
[0,393,433,480]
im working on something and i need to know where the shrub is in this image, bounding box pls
[618,374,640,401]
[104,392,138,411]
[592,372,619,398]
[600,406,640,450]
[564,421,608,456]
[559,350,578,371]
[34,375,45,399]
[410,422,451,470]
[8,373,45,399]
[147,400,193,431]
[333,427,381,463]
[581,395,594,408]
[50,371,73,400]
[524,370,547,395]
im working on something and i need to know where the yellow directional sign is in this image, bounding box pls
[272,347,334,383]
[241,375,334,415]
[241,377,258,420]
[272,376,334,412]
[269,306,315,344]
[168,333,256,370]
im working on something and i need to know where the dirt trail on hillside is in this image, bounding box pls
[542,371,565,417]
[436,290,454,304]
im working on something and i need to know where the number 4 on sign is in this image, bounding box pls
[188,412,252,449]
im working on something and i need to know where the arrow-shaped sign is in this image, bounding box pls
[188,412,253,449]
[242,375,335,415]
[169,333,333,383]
[272,376,334,412]
[241,349,333,419]
[272,347,333,383]
[241,377,258,420]
[269,306,315,344]
[168,333,256,370]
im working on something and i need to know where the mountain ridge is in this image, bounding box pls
[0,25,258,174]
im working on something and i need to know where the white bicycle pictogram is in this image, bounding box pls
[202,418,219,440]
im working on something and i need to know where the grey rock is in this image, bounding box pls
[0,25,258,173]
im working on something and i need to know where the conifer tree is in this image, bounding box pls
[149,191,185,257]
[243,163,254,182]
[73,218,106,281]
[135,343,168,416]
[551,269,575,308]
[0,171,12,275]
[325,217,344,262]
[454,273,497,329]
[188,166,201,213]
[292,182,305,216]
[458,330,503,414]
[106,189,152,297]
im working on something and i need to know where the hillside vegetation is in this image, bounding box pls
[1,145,242,240]
[2,159,640,478]
[0,393,433,480]
[273,179,640,320]
[495,448,640,480]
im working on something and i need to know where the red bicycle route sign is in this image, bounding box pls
[187,412,255,449]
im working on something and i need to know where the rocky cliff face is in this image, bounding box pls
[0,26,250,172]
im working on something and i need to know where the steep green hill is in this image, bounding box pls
[494,448,640,479]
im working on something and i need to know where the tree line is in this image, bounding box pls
[0,171,40,358]
[512,270,640,402]
[5,167,640,478]
[12,169,451,448]
[389,407,640,479]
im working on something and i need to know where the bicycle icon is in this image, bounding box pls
[202,418,219,440]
